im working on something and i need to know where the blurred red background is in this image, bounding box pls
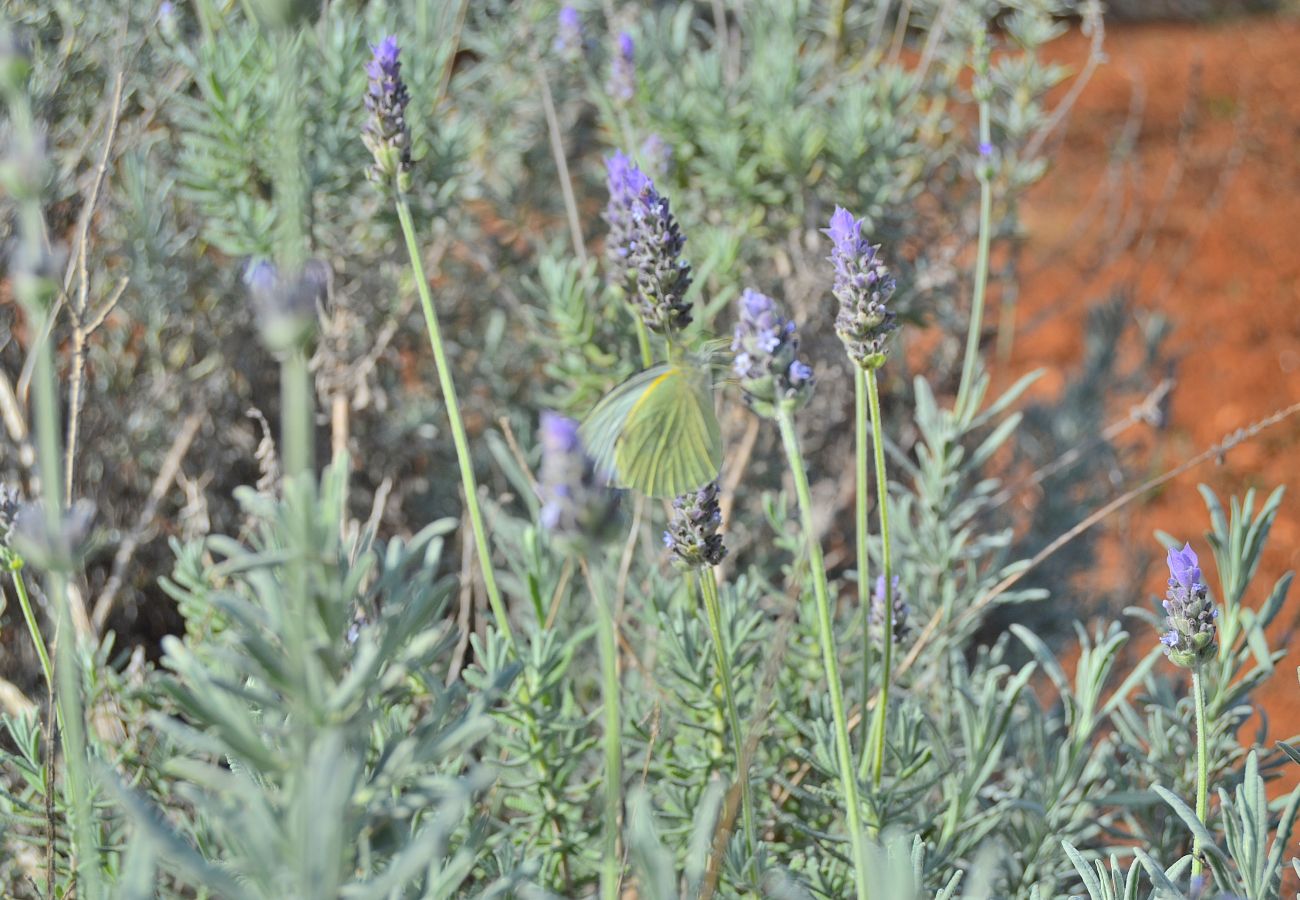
[1005,12,1300,787]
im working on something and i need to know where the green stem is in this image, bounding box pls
[854,367,873,760]
[954,87,993,417]
[584,560,622,900]
[9,563,54,697]
[698,568,757,855]
[775,408,871,900]
[29,313,99,900]
[633,315,654,369]
[865,368,894,788]
[395,195,515,652]
[1191,669,1209,880]
[5,64,100,900]
[281,349,313,480]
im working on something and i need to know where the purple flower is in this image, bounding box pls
[664,480,726,569]
[824,206,897,369]
[243,259,279,297]
[606,31,635,104]
[870,575,910,645]
[11,499,96,572]
[1160,542,1218,669]
[732,289,814,416]
[603,151,692,335]
[1167,543,1202,592]
[243,258,327,351]
[157,1,178,39]
[554,6,584,62]
[538,412,619,547]
[362,35,412,187]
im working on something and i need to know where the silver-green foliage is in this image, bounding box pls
[3,1,1299,899]
[124,462,528,897]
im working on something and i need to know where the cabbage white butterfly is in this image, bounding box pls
[580,358,722,499]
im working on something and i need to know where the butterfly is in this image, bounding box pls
[580,355,723,499]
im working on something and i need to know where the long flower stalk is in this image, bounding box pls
[864,367,894,786]
[395,195,514,651]
[1159,542,1218,883]
[9,562,54,697]
[955,38,994,417]
[281,348,313,480]
[363,36,513,650]
[776,408,871,900]
[854,367,873,758]
[1192,669,1209,879]
[698,568,757,854]
[823,207,898,778]
[583,560,623,900]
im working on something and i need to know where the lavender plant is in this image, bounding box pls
[4,2,1300,899]
[825,204,899,786]
[602,150,694,366]
[733,287,872,900]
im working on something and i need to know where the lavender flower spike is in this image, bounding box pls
[870,575,911,645]
[554,6,584,63]
[732,288,814,417]
[825,206,897,370]
[538,412,620,549]
[606,31,635,105]
[664,480,727,569]
[602,151,692,334]
[1160,542,1218,669]
[363,35,412,189]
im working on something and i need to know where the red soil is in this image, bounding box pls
[1003,14,1300,773]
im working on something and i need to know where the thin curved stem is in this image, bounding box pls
[9,563,54,696]
[1192,669,1209,880]
[537,60,587,265]
[865,367,894,788]
[698,568,756,855]
[395,194,515,653]
[854,367,873,760]
[775,408,871,900]
[633,316,654,368]
[955,90,993,416]
[582,559,622,900]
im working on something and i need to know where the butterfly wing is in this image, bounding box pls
[580,365,671,485]
[613,365,722,498]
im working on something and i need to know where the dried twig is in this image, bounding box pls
[92,411,203,632]
[536,58,587,265]
[65,276,127,500]
[0,368,33,471]
[897,399,1300,682]
[989,378,1174,511]
[64,70,128,500]
[1023,0,1106,162]
[448,506,475,685]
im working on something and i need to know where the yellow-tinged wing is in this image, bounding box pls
[580,363,722,499]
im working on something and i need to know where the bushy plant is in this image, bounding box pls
[2,1,1298,899]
